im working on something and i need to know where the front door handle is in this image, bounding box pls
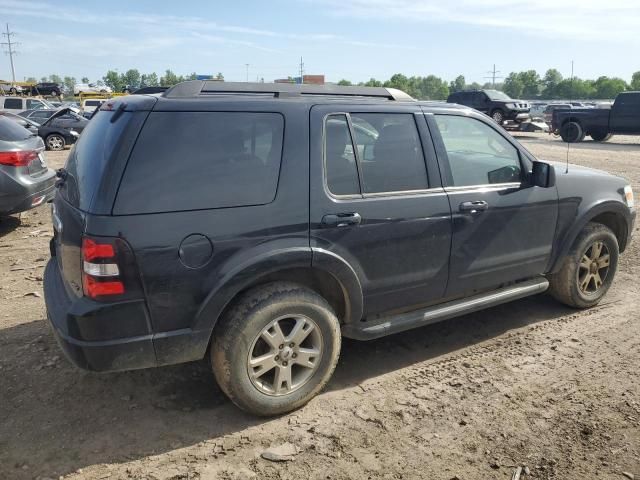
[459,201,489,213]
[321,213,362,227]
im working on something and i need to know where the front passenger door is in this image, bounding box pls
[429,113,558,297]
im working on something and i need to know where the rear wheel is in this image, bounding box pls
[46,134,65,151]
[548,223,619,308]
[560,121,584,143]
[491,110,504,124]
[211,282,341,416]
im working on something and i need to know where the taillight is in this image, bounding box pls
[0,150,39,166]
[81,236,125,300]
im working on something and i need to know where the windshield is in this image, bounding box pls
[485,90,512,101]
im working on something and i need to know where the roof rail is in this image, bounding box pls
[163,81,414,101]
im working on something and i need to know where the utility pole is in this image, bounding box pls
[245,63,249,82]
[1,24,19,83]
[299,56,304,84]
[484,64,503,88]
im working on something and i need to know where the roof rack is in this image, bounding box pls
[163,81,414,101]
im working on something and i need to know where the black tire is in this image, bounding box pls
[491,109,504,124]
[590,130,612,142]
[45,134,65,151]
[548,223,619,309]
[211,282,341,416]
[9,87,16,95]
[560,121,584,143]
[52,90,60,97]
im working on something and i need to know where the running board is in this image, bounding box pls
[342,277,549,340]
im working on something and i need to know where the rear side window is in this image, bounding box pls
[115,112,284,214]
[3,98,22,109]
[324,112,428,195]
[0,116,32,141]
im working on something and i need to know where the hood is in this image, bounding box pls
[41,107,85,127]
[547,161,613,178]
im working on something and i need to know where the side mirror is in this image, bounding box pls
[17,119,28,127]
[531,161,556,188]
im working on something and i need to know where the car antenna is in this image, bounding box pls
[565,60,574,174]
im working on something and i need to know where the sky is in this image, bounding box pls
[0,0,639,85]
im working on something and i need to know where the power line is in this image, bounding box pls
[483,64,503,88]
[1,23,19,83]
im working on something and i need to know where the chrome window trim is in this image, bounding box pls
[444,182,522,193]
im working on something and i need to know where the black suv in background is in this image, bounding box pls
[447,89,530,124]
[24,82,63,97]
[44,82,635,416]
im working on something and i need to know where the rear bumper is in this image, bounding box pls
[43,259,157,372]
[43,258,211,371]
[0,170,56,215]
[505,111,531,122]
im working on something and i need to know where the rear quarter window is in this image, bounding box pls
[114,112,284,214]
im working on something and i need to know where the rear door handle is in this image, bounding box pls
[459,201,489,213]
[321,213,362,227]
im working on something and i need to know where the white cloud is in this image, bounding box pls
[310,0,640,42]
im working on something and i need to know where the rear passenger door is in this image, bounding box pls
[310,105,452,318]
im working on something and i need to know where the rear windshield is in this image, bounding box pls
[0,116,32,141]
[114,112,284,214]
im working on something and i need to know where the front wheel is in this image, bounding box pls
[46,134,65,151]
[548,223,619,308]
[211,282,341,416]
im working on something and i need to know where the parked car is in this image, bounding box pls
[74,83,112,95]
[2,109,80,150]
[19,108,88,134]
[543,103,572,125]
[80,99,106,118]
[44,81,635,416]
[0,82,23,95]
[447,89,531,124]
[24,82,63,97]
[0,96,55,114]
[0,115,56,216]
[552,91,640,143]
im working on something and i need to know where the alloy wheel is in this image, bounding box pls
[577,241,610,294]
[247,315,323,396]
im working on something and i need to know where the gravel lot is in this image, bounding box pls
[1,134,639,480]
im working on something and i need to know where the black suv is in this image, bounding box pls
[44,82,635,416]
[26,82,63,97]
[447,89,530,124]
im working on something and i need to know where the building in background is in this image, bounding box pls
[274,75,325,85]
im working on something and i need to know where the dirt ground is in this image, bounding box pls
[1,134,639,480]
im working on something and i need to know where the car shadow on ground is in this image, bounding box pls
[0,215,21,238]
[0,294,573,478]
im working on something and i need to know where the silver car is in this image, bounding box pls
[0,115,56,216]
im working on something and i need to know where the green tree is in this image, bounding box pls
[63,76,76,95]
[631,71,640,90]
[362,78,383,87]
[416,75,449,100]
[468,82,482,90]
[594,76,628,99]
[122,69,141,89]
[140,72,159,87]
[519,70,541,98]
[81,77,89,84]
[160,69,180,86]
[216,72,224,81]
[543,68,563,98]
[186,72,198,81]
[503,72,524,98]
[25,76,36,83]
[384,73,410,92]
[337,79,352,86]
[103,70,124,91]
[48,74,62,84]
[449,75,466,93]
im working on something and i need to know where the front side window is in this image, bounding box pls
[434,115,522,187]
